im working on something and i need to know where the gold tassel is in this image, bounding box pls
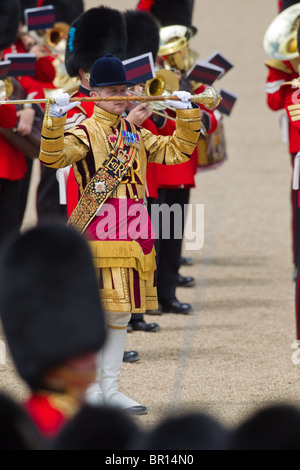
[45,97,55,128]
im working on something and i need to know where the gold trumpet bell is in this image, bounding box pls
[144,69,179,97]
[45,22,70,53]
[264,4,300,60]
[144,69,179,113]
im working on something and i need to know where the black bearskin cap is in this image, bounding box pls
[124,10,160,61]
[0,224,106,391]
[65,6,128,77]
[281,0,300,11]
[0,0,21,50]
[140,0,196,29]
[51,405,141,450]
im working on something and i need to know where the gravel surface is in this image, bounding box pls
[1,0,299,434]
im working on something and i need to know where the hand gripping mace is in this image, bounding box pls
[0,86,222,111]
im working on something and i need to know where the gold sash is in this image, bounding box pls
[67,119,139,233]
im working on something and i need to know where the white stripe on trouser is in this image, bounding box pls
[85,312,142,409]
[293,152,300,190]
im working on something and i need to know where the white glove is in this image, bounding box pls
[50,93,81,117]
[165,91,192,109]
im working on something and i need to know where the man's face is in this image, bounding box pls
[91,85,128,116]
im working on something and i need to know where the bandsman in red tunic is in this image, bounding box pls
[0,0,44,242]
[278,23,300,341]
[0,224,106,439]
[136,0,218,314]
[265,2,300,277]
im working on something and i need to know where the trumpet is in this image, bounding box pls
[128,69,180,122]
[44,22,70,54]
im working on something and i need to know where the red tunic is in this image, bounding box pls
[0,76,45,180]
[155,84,218,190]
[24,392,79,439]
[265,60,299,153]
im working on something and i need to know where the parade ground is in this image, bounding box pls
[1,0,300,432]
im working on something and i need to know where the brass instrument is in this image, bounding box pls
[263,4,300,61]
[144,69,180,118]
[44,22,70,54]
[144,68,179,97]
[26,22,79,96]
[0,78,13,100]
[44,22,81,95]
[127,69,180,122]
[158,25,198,73]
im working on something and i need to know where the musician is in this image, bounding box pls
[39,54,202,414]
[2,0,56,229]
[122,8,162,331]
[265,3,300,278]
[0,224,106,439]
[137,0,218,314]
[63,6,142,367]
[0,0,44,243]
[279,23,300,341]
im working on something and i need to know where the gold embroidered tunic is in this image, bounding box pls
[39,106,201,313]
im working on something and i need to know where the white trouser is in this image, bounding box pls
[85,312,143,410]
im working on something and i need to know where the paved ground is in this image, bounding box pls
[1,0,300,433]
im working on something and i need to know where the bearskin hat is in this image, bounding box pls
[280,0,300,12]
[137,0,197,33]
[65,6,128,78]
[0,0,21,50]
[0,223,106,391]
[124,10,160,60]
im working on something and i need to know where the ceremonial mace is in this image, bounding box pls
[0,86,222,110]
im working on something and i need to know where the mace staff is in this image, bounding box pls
[0,87,222,111]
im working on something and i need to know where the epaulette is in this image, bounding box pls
[265,58,294,74]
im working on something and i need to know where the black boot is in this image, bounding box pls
[160,298,192,314]
[177,274,195,288]
[123,350,140,363]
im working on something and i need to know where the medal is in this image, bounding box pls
[122,131,141,149]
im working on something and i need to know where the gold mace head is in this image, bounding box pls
[192,86,222,110]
